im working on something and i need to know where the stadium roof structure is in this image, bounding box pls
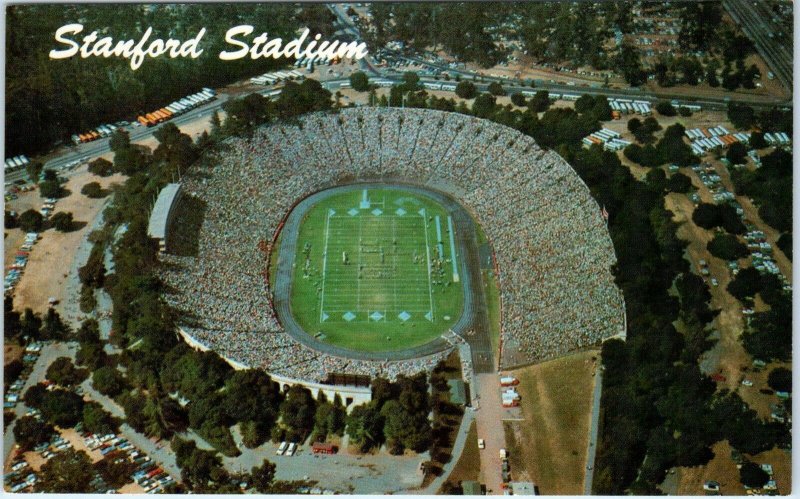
[147,183,181,240]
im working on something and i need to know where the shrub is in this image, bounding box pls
[455,81,477,99]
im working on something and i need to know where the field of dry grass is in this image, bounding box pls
[504,349,599,494]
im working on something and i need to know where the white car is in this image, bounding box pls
[742,380,753,387]
[478,439,485,450]
[711,278,719,287]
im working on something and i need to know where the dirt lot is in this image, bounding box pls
[676,440,791,495]
[503,350,599,495]
[4,345,24,366]
[8,169,125,313]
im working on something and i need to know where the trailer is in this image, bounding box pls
[500,376,519,387]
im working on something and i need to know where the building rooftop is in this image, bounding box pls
[510,482,537,495]
[448,378,467,406]
[462,481,482,495]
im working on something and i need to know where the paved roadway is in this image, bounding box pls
[474,373,505,495]
[583,365,604,495]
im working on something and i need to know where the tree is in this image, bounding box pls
[13,415,55,450]
[241,420,268,448]
[81,182,105,198]
[726,142,748,164]
[278,385,316,441]
[345,402,385,452]
[455,81,477,99]
[767,368,791,393]
[26,161,43,183]
[667,173,692,193]
[250,459,277,492]
[88,158,114,177]
[487,81,505,96]
[739,461,769,488]
[76,319,100,344]
[82,402,118,435]
[5,296,22,340]
[728,103,755,130]
[46,357,87,387]
[77,342,107,370]
[349,71,370,92]
[527,91,550,112]
[402,71,421,91]
[655,101,677,116]
[707,233,748,261]
[471,93,497,119]
[18,209,43,232]
[41,308,70,340]
[50,211,74,232]
[749,132,767,149]
[777,233,791,260]
[39,180,63,199]
[109,130,131,153]
[39,389,85,427]
[628,117,642,134]
[510,92,526,107]
[36,449,94,492]
[692,203,720,229]
[95,456,137,489]
[93,366,126,397]
[727,267,762,301]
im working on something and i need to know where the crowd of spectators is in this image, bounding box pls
[159,107,625,381]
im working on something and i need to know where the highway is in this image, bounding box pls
[723,0,793,91]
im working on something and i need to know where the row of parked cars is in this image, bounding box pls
[81,431,175,494]
[72,122,128,145]
[4,343,43,408]
[5,232,40,295]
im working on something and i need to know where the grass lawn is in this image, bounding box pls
[441,420,481,491]
[289,187,464,352]
[504,350,599,494]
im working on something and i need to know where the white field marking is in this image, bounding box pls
[421,208,435,320]
[357,215,362,310]
[319,208,333,323]
[447,216,460,282]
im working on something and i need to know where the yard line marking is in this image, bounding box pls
[447,216,460,283]
[357,215,362,310]
[319,208,334,323]
[421,208,435,321]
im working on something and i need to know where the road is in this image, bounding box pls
[474,373,505,495]
[723,0,793,90]
[583,365,604,495]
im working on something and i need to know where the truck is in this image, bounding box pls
[500,376,519,387]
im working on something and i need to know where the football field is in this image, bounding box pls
[290,188,464,352]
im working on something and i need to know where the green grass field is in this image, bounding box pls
[290,188,464,352]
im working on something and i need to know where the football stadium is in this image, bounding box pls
[160,107,625,388]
